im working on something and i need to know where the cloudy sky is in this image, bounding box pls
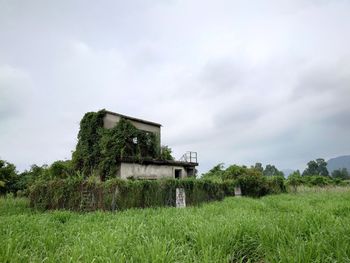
[1,0,350,173]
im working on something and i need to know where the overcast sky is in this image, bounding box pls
[1,0,350,173]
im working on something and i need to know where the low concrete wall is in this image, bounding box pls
[119,163,187,179]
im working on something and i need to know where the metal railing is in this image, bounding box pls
[179,151,197,163]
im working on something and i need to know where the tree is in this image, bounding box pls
[331,168,349,180]
[49,160,74,179]
[16,164,49,192]
[316,158,329,176]
[287,170,302,192]
[0,159,18,195]
[263,164,284,177]
[202,163,225,179]
[303,158,329,177]
[160,146,174,160]
[253,163,264,173]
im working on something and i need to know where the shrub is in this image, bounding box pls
[308,176,332,187]
[236,174,269,197]
[0,160,18,195]
[266,176,286,194]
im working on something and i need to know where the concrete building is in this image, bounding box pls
[103,111,198,179]
[104,111,161,137]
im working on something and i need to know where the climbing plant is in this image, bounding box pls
[72,110,106,175]
[98,118,160,179]
[72,110,166,179]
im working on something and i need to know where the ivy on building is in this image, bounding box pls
[72,110,171,180]
[72,110,106,175]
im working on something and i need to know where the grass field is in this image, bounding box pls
[1,188,350,262]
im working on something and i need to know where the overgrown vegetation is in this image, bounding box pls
[332,168,350,180]
[302,158,329,176]
[0,160,17,195]
[28,176,286,211]
[71,110,106,175]
[2,189,350,262]
[286,170,349,191]
[72,110,166,179]
[202,163,286,197]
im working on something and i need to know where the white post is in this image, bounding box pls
[234,185,242,197]
[176,188,186,208]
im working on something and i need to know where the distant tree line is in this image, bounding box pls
[1,155,349,196]
[0,159,75,196]
[301,158,349,179]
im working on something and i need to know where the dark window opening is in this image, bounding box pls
[186,168,195,177]
[175,169,182,179]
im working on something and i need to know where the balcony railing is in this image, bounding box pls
[179,151,197,163]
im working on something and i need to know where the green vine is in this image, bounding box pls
[72,110,165,180]
[98,118,160,179]
[72,110,106,175]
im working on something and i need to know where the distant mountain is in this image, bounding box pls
[327,155,350,173]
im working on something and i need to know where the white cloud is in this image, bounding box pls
[0,0,349,173]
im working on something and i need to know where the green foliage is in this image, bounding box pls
[160,145,174,160]
[0,159,18,195]
[29,174,287,211]
[98,118,160,179]
[201,163,225,180]
[203,163,284,182]
[303,158,329,177]
[223,164,261,180]
[72,110,162,179]
[263,164,284,177]
[29,178,231,211]
[332,168,350,180]
[203,163,264,180]
[202,163,286,197]
[236,173,268,197]
[72,110,106,175]
[253,162,264,173]
[287,170,303,190]
[15,161,77,195]
[307,176,332,186]
[49,160,74,179]
[29,176,83,210]
[266,176,286,193]
[287,173,342,188]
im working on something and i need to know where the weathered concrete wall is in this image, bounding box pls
[119,163,187,179]
[103,113,160,134]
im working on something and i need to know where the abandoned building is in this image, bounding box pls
[103,110,198,180]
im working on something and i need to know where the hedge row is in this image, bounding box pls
[29,176,286,211]
[287,175,350,188]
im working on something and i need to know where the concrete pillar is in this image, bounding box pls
[111,187,119,211]
[234,186,242,197]
[176,188,186,208]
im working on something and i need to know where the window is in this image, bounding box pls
[175,169,182,179]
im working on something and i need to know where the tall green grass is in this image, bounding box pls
[1,188,350,262]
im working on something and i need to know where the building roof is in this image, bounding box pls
[119,157,198,167]
[105,110,162,127]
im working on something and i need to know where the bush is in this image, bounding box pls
[286,174,346,189]
[0,160,18,195]
[236,174,269,197]
[266,176,286,194]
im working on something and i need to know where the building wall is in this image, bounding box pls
[119,163,188,180]
[103,113,160,134]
